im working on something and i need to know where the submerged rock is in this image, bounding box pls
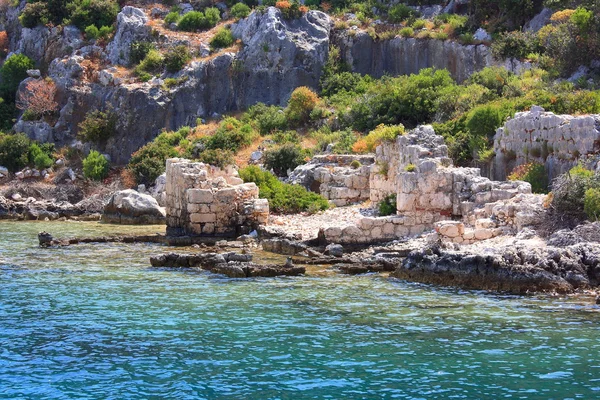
[102,189,166,225]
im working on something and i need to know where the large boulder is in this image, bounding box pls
[107,6,150,66]
[102,189,166,224]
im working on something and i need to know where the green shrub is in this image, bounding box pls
[584,187,600,221]
[352,124,404,153]
[70,0,119,30]
[0,133,31,172]
[164,11,180,25]
[465,104,503,146]
[206,117,256,152]
[98,25,113,39]
[204,7,221,26]
[320,71,370,97]
[78,109,117,144]
[197,149,234,168]
[0,99,16,131]
[130,41,156,65]
[551,164,598,219]
[128,140,178,185]
[0,53,35,102]
[570,7,594,34]
[239,165,329,214]
[21,109,39,121]
[135,49,164,75]
[164,45,191,73]
[491,31,541,60]
[285,86,319,125]
[508,162,548,194]
[85,25,100,40]
[404,163,416,172]
[399,27,414,37]
[83,150,109,181]
[469,67,512,97]
[28,142,53,169]
[350,160,361,169]
[272,130,299,144]
[19,2,49,28]
[388,4,417,23]
[245,103,287,135]
[231,3,251,19]
[378,194,396,216]
[263,143,304,176]
[210,27,234,49]
[412,19,426,29]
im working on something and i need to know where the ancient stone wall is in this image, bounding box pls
[287,155,373,206]
[492,106,600,181]
[321,125,533,245]
[165,159,268,237]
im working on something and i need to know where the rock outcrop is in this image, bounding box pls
[102,189,166,225]
[107,6,150,66]
[333,31,492,83]
[393,241,600,294]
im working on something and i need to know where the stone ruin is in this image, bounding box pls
[492,106,600,181]
[310,125,537,245]
[165,159,269,237]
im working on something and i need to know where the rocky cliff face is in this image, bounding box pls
[14,7,331,164]
[333,31,492,83]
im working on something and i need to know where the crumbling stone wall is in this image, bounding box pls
[165,159,268,237]
[287,155,373,206]
[493,106,600,181]
[322,125,532,244]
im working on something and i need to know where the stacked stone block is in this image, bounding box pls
[165,159,268,236]
[493,106,600,181]
[288,155,373,206]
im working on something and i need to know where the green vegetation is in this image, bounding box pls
[508,162,549,194]
[231,3,251,19]
[209,27,234,50]
[0,133,55,172]
[82,150,109,181]
[263,143,305,176]
[130,41,156,66]
[77,109,117,144]
[20,0,120,30]
[239,165,329,214]
[0,53,35,102]
[378,194,397,216]
[164,45,191,73]
[551,164,600,220]
[178,8,220,32]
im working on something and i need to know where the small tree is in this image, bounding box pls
[78,109,117,144]
[0,53,35,101]
[83,150,109,181]
[16,79,59,118]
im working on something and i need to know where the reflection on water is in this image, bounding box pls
[1,221,599,399]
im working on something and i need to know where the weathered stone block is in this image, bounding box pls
[187,189,214,204]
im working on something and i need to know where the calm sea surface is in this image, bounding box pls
[1,221,599,399]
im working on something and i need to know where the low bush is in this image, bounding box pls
[245,103,287,135]
[164,45,191,73]
[197,149,234,168]
[584,187,600,221]
[508,162,548,193]
[164,11,180,25]
[491,31,541,60]
[70,0,120,31]
[130,41,156,66]
[352,124,404,153]
[128,140,178,185]
[205,117,256,152]
[178,8,220,31]
[263,143,304,176]
[135,49,164,75]
[399,27,414,37]
[285,86,319,125]
[0,133,31,172]
[230,2,251,19]
[388,4,417,23]
[239,165,329,214]
[85,25,100,40]
[83,150,109,181]
[0,53,35,102]
[378,194,396,216]
[210,27,234,49]
[551,164,598,219]
[19,2,49,28]
[28,142,53,169]
[78,109,117,144]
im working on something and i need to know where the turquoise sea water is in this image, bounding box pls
[1,221,599,399]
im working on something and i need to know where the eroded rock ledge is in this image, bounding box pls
[392,241,600,294]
